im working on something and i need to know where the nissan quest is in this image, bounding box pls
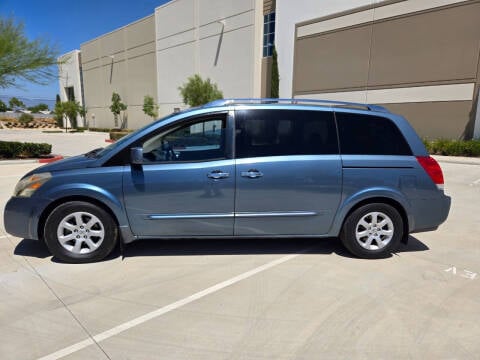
[4,99,451,262]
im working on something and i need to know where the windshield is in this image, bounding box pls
[92,113,179,158]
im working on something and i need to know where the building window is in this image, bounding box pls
[65,86,75,101]
[263,12,275,57]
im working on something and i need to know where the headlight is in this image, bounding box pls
[14,172,52,197]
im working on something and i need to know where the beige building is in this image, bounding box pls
[80,15,157,129]
[278,0,480,139]
[57,50,85,127]
[59,0,480,139]
[60,0,272,129]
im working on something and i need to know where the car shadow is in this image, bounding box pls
[13,235,429,263]
[14,239,50,258]
[123,235,429,259]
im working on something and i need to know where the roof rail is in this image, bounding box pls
[204,98,389,112]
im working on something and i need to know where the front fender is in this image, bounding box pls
[329,187,414,236]
[40,183,134,242]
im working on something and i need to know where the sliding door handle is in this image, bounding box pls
[241,169,263,179]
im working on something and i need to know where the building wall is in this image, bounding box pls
[278,0,480,139]
[277,0,480,138]
[276,0,373,99]
[154,0,263,117]
[58,50,85,127]
[80,14,157,129]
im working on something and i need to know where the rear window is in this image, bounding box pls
[235,109,338,158]
[336,112,412,155]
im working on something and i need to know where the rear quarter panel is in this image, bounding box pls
[330,154,449,236]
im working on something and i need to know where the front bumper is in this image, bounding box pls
[3,196,50,240]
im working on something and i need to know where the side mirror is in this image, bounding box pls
[130,147,143,165]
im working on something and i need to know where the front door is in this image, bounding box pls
[233,109,342,236]
[123,113,235,237]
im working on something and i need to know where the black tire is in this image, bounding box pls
[44,201,118,263]
[340,203,403,259]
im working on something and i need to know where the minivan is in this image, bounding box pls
[4,99,451,262]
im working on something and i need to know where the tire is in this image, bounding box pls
[340,203,403,259]
[44,201,118,263]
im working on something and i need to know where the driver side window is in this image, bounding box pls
[142,116,226,163]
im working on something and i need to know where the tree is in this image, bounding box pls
[27,103,49,113]
[271,47,279,98]
[109,92,127,128]
[53,100,80,131]
[178,74,223,107]
[0,99,7,112]
[79,106,87,127]
[62,101,82,129]
[54,94,63,128]
[0,16,59,88]
[142,95,158,119]
[9,96,25,109]
[54,101,64,129]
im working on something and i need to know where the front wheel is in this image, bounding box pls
[44,201,118,263]
[340,203,403,259]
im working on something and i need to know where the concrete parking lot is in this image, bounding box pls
[0,158,479,360]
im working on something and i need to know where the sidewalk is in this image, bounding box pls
[433,155,480,166]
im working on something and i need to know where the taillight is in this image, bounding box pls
[416,156,444,190]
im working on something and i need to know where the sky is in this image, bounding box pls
[0,0,170,103]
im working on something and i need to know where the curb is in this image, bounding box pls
[432,155,480,166]
[38,155,64,163]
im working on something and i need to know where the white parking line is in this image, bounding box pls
[470,178,480,186]
[37,249,310,360]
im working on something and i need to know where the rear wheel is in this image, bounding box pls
[340,203,403,259]
[44,201,118,263]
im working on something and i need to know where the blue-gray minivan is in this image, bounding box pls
[4,99,451,262]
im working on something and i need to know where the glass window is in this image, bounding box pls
[336,112,412,155]
[263,12,275,58]
[235,110,338,158]
[142,117,226,163]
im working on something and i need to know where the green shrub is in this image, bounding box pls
[86,127,115,133]
[109,130,133,141]
[0,141,51,159]
[19,113,34,123]
[424,139,480,157]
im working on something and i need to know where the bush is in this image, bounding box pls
[18,113,34,123]
[424,139,480,157]
[0,141,52,159]
[109,130,133,141]
[178,74,223,107]
[84,127,114,132]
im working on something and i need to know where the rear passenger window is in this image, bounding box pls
[336,113,412,155]
[235,109,338,158]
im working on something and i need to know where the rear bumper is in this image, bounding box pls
[3,196,50,240]
[410,194,451,233]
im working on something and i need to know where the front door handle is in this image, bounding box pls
[207,170,230,180]
[241,169,264,179]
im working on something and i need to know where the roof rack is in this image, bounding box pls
[204,98,389,112]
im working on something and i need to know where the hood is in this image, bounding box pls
[27,155,98,176]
